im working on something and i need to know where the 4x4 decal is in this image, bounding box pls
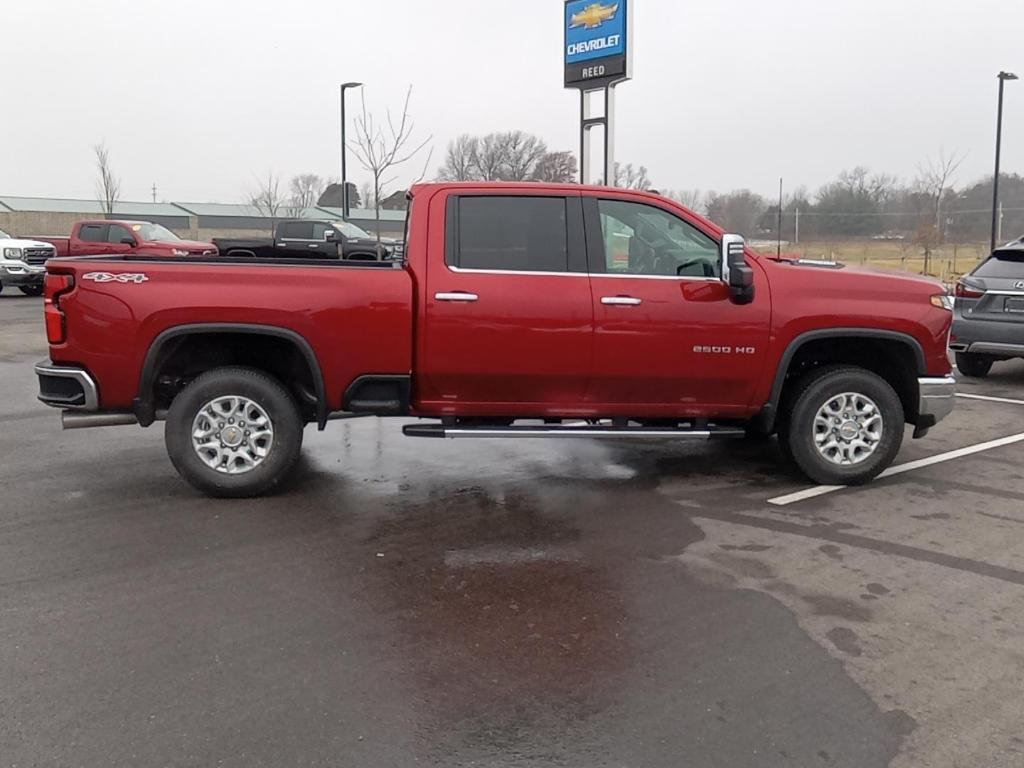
[82,272,149,284]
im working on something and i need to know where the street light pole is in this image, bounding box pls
[340,82,363,220]
[991,71,1018,252]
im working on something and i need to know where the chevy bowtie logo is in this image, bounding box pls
[570,2,619,29]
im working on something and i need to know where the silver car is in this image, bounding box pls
[950,238,1024,377]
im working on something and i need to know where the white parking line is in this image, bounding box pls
[956,393,1024,406]
[767,431,1024,506]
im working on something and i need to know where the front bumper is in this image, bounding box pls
[0,265,45,286]
[916,375,956,433]
[35,361,98,410]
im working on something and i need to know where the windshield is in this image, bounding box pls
[332,221,372,239]
[0,228,10,239]
[130,222,181,242]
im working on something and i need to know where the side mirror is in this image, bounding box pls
[324,230,336,242]
[721,234,755,305]
[120,237,136,246]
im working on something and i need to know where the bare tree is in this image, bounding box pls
[94,141,121,215]
[359,181,375,211]
[502,131,548,181]
[471,133,509,181]
[349,86,433,245]
[289,174,325,213]
[664,189,703,210]
[705,189,767,237]
[613,163,652,190]
[915,148,966,235]
[248,171,287,234]
[532,151,578,183]
[437,135,480,181]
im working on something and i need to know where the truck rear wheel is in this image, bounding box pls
[779,366,904,486]
[19,285,44,297]
[165,366,303,498]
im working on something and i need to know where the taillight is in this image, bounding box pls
[44,273,74,344]
[954,281,984,299]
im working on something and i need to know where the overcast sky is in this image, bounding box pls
[3,0,1022,204]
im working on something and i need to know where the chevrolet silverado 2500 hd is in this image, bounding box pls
[34,183,956,497]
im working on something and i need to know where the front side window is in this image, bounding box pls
[107,224,134,244]
[596,199,720,278]
[78,224,106,243]
[454,196,568,273]
[311,223,332,240]
[0,228,11,239]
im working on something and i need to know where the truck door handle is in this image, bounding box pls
[307,243,319,248]
[601,296,642,306]
[435,292,479,302]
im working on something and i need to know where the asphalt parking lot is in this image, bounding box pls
[3,291,1024,768]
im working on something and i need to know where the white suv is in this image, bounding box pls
[0,227,55,296]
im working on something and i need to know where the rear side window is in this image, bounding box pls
[280,222,313,239]
[78,224,106,243]
[973,251,1024,278]
[453,196,568,272]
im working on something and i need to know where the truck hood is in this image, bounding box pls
[0,237,56,250]
[771,257,945,293]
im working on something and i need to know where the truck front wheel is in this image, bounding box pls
[779,366,904,486]
[954,352,993,378]
[165,366,304,498]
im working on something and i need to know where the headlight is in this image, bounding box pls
[930,294,954,311]
[3,247,23,260]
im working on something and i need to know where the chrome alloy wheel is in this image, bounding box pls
[812,392,883,466]
[191,395,274,475]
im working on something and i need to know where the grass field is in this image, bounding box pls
[752,240,991,285]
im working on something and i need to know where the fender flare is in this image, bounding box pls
[134,323,328,429]
[760,328,926,431]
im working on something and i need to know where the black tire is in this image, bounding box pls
[19,284,44,297]
[955,352,993,378]
[779,366,904,486]
[165,366,304,498]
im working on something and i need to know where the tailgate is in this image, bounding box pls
[969,290,1024,323]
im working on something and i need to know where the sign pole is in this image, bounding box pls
[564,0,632,185]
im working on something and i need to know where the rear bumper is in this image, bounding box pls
[950,313,1024,356]
[35,361,98,410]
[917,375,956,429]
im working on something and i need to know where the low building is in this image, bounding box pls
[0,196,406,241]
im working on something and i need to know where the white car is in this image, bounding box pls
[0,227,56,296]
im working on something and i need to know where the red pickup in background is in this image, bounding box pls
[34,220,216,258]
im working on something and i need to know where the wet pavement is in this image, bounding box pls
[2,291,1024,767]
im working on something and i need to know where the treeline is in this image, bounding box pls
[691,168,1024,244]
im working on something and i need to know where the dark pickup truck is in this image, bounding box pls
[213,220,399,261]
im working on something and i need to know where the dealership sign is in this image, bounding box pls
[564,0,631,88]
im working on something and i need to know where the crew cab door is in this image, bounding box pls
[104,223,137,254]
[583,194,771,414]
[419,191,593,410]
[276,221,324,258]
[74,223,108,255]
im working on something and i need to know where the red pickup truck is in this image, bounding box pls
[34,182,956,497]
[35,220,216,258]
